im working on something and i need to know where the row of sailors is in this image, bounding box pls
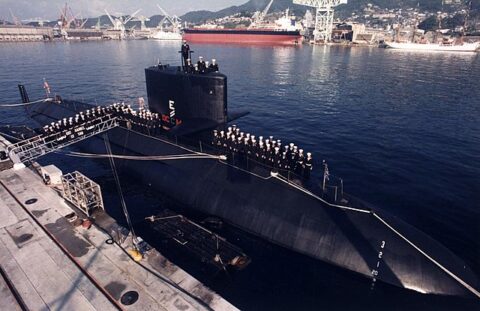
[41,103,165,137]
[41,105,115,135]
[109,103,164,135]
[212,126,313,178]
[185,57,219,74]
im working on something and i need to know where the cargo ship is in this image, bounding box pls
[183,6,303,45]
[16,58,480,299]
[183,28,302,45]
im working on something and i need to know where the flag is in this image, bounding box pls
[43,79,51,95]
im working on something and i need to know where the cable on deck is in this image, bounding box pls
[56,150,226,161]
[0,98,52,107]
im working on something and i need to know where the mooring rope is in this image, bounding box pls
[55,150,226,161]
[0,98,52,107]
[103,135,139,247]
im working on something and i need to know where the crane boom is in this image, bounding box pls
[251,0,274,27]
[104,9,116,27]
[156,4,179,28]
[124,9,141,24]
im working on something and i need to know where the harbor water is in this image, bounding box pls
[0,41,479,310]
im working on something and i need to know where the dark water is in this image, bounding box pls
[1,41,479,310]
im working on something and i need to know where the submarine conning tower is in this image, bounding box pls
[145,64,228,130]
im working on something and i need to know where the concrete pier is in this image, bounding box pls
[0,138,237,310]
[0,26,52,42]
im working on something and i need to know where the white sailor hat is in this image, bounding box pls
[299,149,304,153]
[307,152,312,157]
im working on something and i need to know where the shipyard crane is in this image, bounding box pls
[156,5,181,31]
[9,9,22,26]
[104,9,141,31]
[293,0,348,41]
[59,4,80,29]
[251,0,275,27]
[132,15,150,31]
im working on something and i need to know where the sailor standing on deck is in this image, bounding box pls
[197,56,206,73]
[181,40,190,67]
[209,59,219,72]
[304,153,313,179]
[186,59,194,73]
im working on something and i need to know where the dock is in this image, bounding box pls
[0,137,237,310]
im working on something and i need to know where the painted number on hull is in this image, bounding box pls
[370,240,386,291]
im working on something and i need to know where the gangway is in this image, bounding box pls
[6,114,119,165]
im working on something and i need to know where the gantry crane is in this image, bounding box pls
[293,0,347,41]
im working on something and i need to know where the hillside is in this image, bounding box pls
[17,0,479,29]
[180,0,479,23]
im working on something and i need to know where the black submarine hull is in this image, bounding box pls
[28,99,480,298]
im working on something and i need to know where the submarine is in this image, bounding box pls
[19,58,480,299]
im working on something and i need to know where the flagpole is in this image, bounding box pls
[322,160,328,191]
[43,78,51,98]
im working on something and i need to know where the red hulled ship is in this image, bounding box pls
[182,28,302,45]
